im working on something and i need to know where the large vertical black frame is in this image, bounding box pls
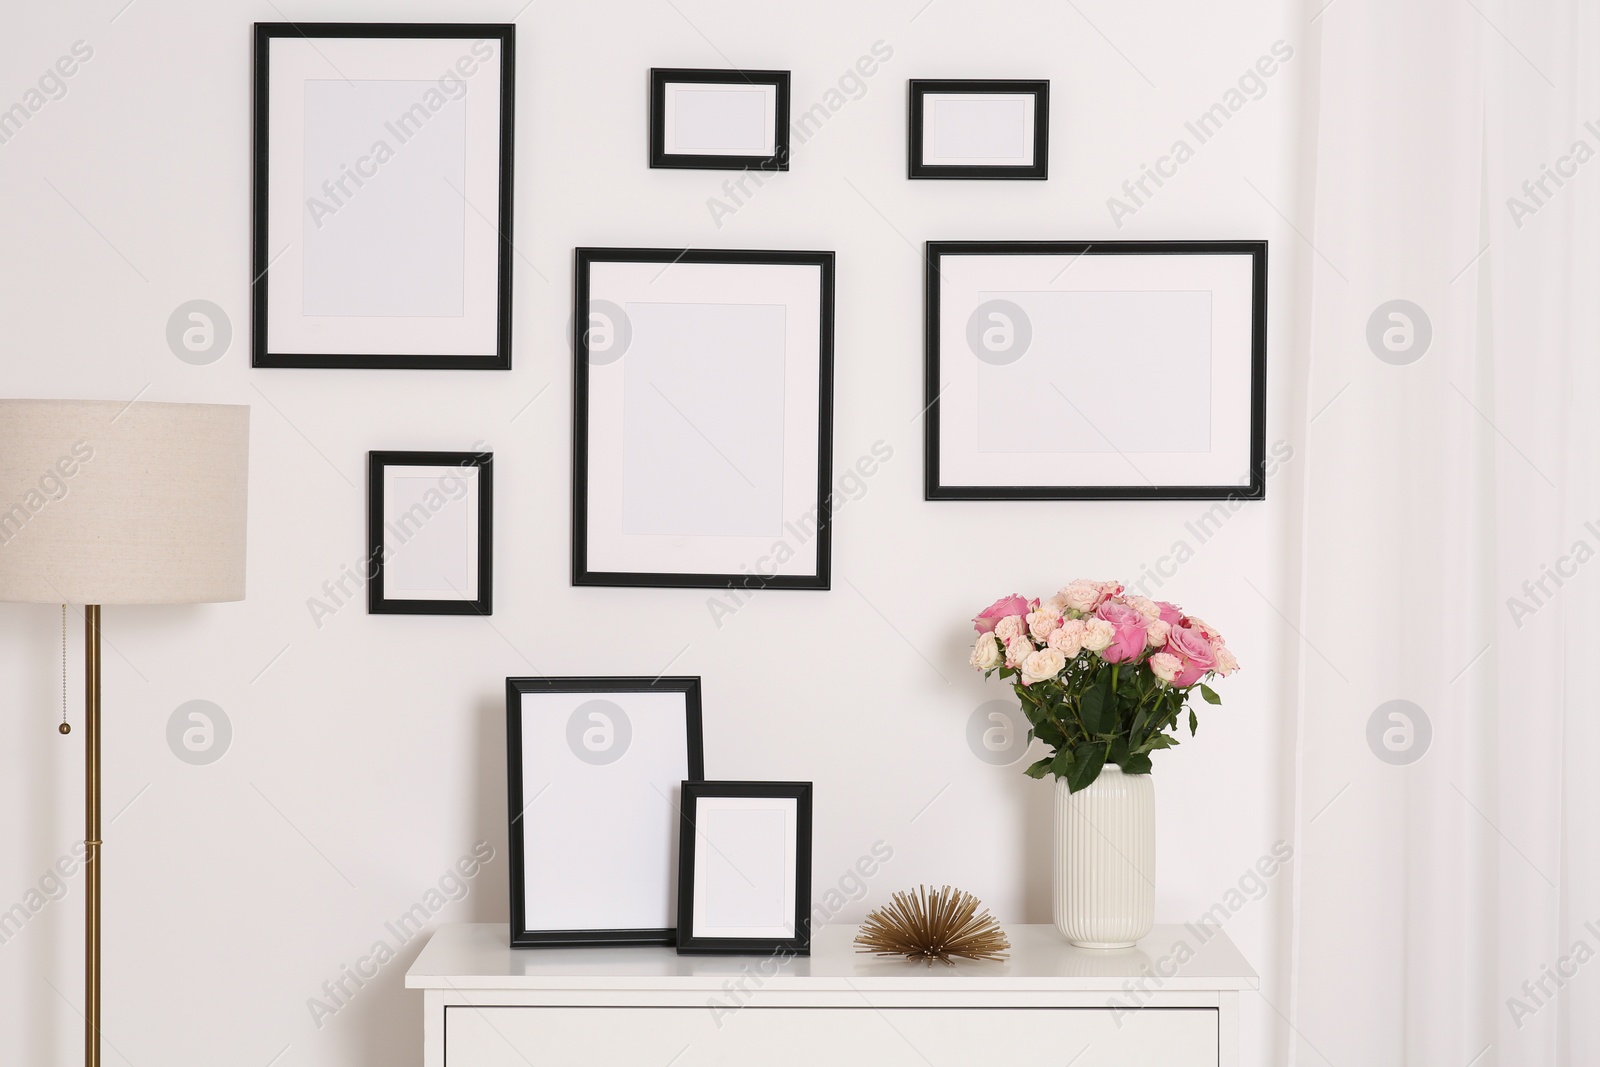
[252,23,516,369]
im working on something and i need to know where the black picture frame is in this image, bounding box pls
[367,450,493,615]
[924,240,1268,501]
[506,677,706,948]
[649,68,791,171]
[251,23,516,369]
[675,781,813,957]
[908,79,1050,180]
[572,247,835,590]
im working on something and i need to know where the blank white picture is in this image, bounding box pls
[665,83,775,155]
[384,468,476,599]
[691,797,797,938]
[519,691,691,932]
[923,93,1034,166]
[977,290,1214,454]
[622,301,788,538]
[301,78,467,318]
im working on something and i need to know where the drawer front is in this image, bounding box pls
[445,1005,1217,1066]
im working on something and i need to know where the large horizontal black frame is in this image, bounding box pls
[367,450,493,615]
[675,780,813,957]
[649,68,791,171]
[572,247,835,590]
[252,23,516,369]
[924,240,1268,501]
[506,676,706,948]
[908,79,1050,180]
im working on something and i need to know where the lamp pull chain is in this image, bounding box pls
[59,605,71,735]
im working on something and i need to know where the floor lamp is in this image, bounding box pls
[0,399,249,1067]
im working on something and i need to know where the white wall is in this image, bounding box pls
[0,1,1307,1064]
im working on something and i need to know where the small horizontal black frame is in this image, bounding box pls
[923,240,1268,501]
[572,247,835,590]
[650,68,791,171]
[251,23,516,369]
[675,780,813,957]
[367,450,493,615]
[908,79,1050,180]
[506,676,706,948]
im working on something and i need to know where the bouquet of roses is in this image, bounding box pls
[968,580,1238,792]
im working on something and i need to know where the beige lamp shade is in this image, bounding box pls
[0,399,249,604]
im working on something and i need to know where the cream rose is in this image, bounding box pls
[969,632,1002,671]
[994,615,1027,643]
[1145,619,1170,648]
[1020,647,1067,686]
[1061,580,1104,615]
[1041,594,1070,615]
[1048,618,1086,657]
[1026,607,1062,641]
[1148,652,1182,684]
[1126,595,1162,621]
[1082,618,1115,652]
[1213,644,1239,676]
[1005,635,1034,668]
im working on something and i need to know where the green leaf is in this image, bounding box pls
[1123,753,1153,775]
[1189,708,1199,735]
[1023,756,1053,779]
[1066,743,1108,793]
[1108,736,1130,770]
[1080,674,1115,735]
[1032,720,1066,748]
[1050,748,1073,778]
[1198,683,1221,705]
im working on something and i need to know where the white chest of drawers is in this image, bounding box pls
[407,923,1258,1067]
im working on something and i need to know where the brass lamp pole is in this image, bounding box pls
[84,605,102,1067]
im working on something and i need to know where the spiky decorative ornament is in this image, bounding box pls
[853,885,1011,966]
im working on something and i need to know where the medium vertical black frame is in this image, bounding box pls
[572,247,836,590]
[923,240,1268,500]
[908,79,1050,180]
[649,68,791,171]
[675,780,813,956]
[505,676,706,948]
[252,23,516,369]
[367,449,494,615]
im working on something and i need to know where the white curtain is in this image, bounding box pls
[1288,0,1600,1063]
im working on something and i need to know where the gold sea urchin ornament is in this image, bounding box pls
[854,885,1011,966]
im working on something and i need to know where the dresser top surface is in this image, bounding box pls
[405,923,1258,991]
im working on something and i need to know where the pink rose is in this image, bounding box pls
[1145,619,1170,648]
[1156,602,1184,626]
[973,594,1030,633]
[1060,580,1106,615]
[994,615,1027,643]
[1026,607,1063,641]
[1048,618,1087,658]
[1094,601,1147,664]
[1148,652,1182,684]
[1213,644,1239,676]
[1164,623,1216,686]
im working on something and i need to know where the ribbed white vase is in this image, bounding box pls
[1053,764,1155,949]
